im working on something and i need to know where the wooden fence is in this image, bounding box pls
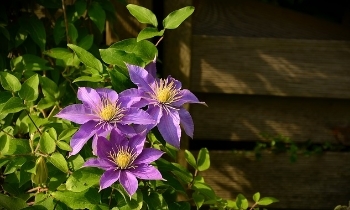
[113,0,350,209]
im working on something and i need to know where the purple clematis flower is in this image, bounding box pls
[127,62,206,148]
[55,87,156,156]
[83,129,164,196]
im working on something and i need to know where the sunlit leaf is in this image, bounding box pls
[197,148,210,171]
[126,4,157,27]
[137,28,164,42]
[0,72,21,92]
[257,197,279,205]
[18,74,39,102]
[66,167,102,192]
[49,152,68,173]
[163,6,194,29]
[68,44,103,73]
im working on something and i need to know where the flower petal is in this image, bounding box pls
[55,104,96,124]
[120,171,138,197]
[84,158,114,170]
[121,108,156,125]
[134,148,164,165]
[157,110,181,148]
[109,129,125,148]
[144,57,157,78]
[127,64,154,93]
[95,88,119,103]
[69,121,98,156]
[129,164,163,180]
[128,133,147,156]
[77,87,101,110]
[119,88,149,108]
[146,105,163,124]
[178,108,194,138]
[100,169,121,190]
[172,89,205,107]
[96,135,113,158]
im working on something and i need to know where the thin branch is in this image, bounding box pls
[62,0,70,44]
[47,105,57,119]
[0,128,15,138]
[26,110,42,135]
[155,36,164,47]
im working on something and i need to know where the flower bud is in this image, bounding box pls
[31,156,48,185]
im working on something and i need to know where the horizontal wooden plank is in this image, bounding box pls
[191,36,350,98]
[195,150,350,209]
[191,94,350,144]
[192,0,350,39]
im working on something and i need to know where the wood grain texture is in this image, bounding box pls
[192,0,350,39]
[195,150,350,209]
[106,0,153,45]
[191,94,350,144]
[191,36,350,98]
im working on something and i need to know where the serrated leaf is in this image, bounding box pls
[163,6,194,29]
[0,194,28,210]
[184,150,197,169]
[19,74,39,102]
[0,72,21,92]
[73,75,103,83]
[137,27,164,42]
[88,2,106,33]
[66,167,102,192]
[49,152,68,173]
[51,188,100,209]
[68,44,103,72]
[0,97,26,115]
[197,148,210,171]
[40,131,56,154]
[257,197,279,205]
[26,16,46,51]
[126,4,157,27]
[253,192,260,203]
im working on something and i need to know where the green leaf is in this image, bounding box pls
[100,38,157,66]
[58,128,78,141]
[4,157,27,175]
[19,74,39,102]
[88,2,106,33]
[67,44,103,73]
[78,34,94,50]
[109,67,134,92]
[197,148,210,171]
[236,194,248,209]
[184,150,197,169]
[40,131,56,154]
[144,192,166,210]
[26,16,46,51]
[192,182,216,200]
[15,27,28,48]
[73,75,104,83]
[48,152,68,173]
[168,201,191,210]
[0,72,21,92]
[0,97,26,115]
[116,189,143,210]
[0,138,31,155]
[171,162,193,183]
[75,0,87,17]
[51,188,100,209]
[253,192,260,203]
[0,194,28,210]
[137,28,164,42]
[56,141,72,151]
[192,192,205,210]
[11,54,52,71]
[53,19,65,45]
[66,167,102,192]
[163,6,194,29]
[257,197,279,205]
[126,4,158,27]
[67,154,84,172]
[67,23,78,44]
[39,76,58,98]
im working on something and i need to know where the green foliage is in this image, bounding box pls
[0,1,279,210]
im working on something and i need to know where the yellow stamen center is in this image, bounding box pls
[109,147,135,169]
[155,79,179,104]
[98,98,125,123]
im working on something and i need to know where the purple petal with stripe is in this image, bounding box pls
[84,158,114,170]
[121,108,155,125]
[77,87,101,110]
[129,164,163,180]
[95,88,119,103]
[178,108,194,138]
[100,169,121,190]
[157,110,181,148]
[134,148,164,165]
[127,64,154,93]
[55,104,96,124]
[69,121,99,156]
[120,171,138,197]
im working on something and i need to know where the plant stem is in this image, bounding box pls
[0,128,14,138]
[62,0,70,44]
[155,36,164,47]
[26,110,42,135]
